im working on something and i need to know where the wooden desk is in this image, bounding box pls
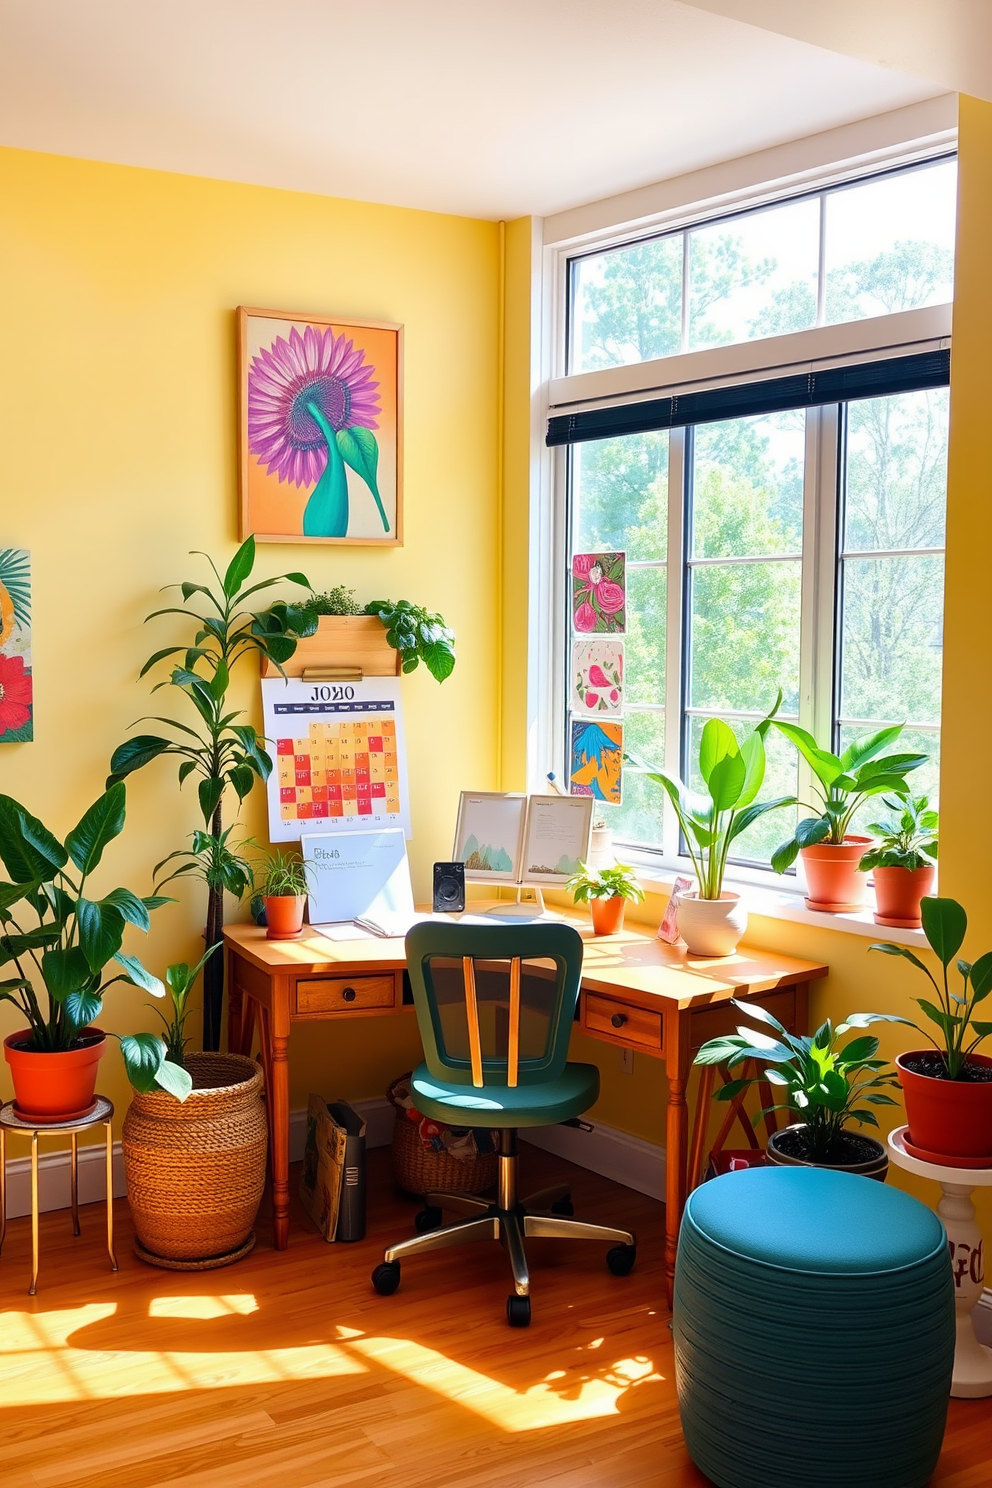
[224,916,827,1301]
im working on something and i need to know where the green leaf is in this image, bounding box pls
[730,997,790,1038]
[155,1058,193,1101]
[970,951,992,1003]
[0,797,68,882]
[712,1078,752,1101]
[707,749,747,812]
[223,536,256,598]
[918,998,962,1038]
[773,722,842,787]
[921,897,967,968]
[735,730,766,809]
[727,797,796,845]
[77,896,126,972]
[98,888,152,931]
[65,784,127,875]
[795,816,831,849]
[839,726,903,774]
[119,1032,168,1093]
[698,718,738,786]
[337,427,388,530]
[228,764,255,801]
[198,777,224,824]
[837,1035,879,1064]
[771,836,801,874]
[0,877,41,911]
[65,988,103,1029]
[113,953,164,997]
[420,641,456,683]
[41,946,91,1000]
[108,735,174,784]
[868,941,935,977]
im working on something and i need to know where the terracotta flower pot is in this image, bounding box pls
[590,895,626,935]
[766,1122,888,1181]
[3,1028,106,1123]
[676,892,747,957]
[800,836,872,912]
[872,864,935,928]
[265,894,306,939]
[897,1050,992,1162]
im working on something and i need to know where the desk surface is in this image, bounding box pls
[223,909,827,1011]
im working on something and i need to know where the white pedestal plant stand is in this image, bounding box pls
[888,1125,992,1399]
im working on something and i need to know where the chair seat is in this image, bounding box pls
[410,1060,599,1129]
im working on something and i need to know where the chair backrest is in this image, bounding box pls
[405,920,584,1090]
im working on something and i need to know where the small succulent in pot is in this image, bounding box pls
[566,861,644,936]
[858,794,938,929]
[695,999,899,1176]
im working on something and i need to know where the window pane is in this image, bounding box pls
[844,389,948,551]
[824,159,956,325]
[689,560,801,715]
[688,197,819,351]
[626,567,666,706]
[572,433,668,562]
[687,715,798,866]
[693,412,805,558]
[601,710,666,850]
[570,235,683,374]
[839,554,943,725]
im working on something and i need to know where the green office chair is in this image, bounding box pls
[371,921,636,1326]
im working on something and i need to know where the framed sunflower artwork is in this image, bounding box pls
[238,307,403,546]
[0,548,32,742]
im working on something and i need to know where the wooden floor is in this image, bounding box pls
[1,1146,990,1488]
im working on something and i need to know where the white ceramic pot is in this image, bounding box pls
[587,827,615,871]
[676,891,747,956]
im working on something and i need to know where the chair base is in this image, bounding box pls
[372,1131,636,1325]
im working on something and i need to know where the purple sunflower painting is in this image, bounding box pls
[239,309,402,544]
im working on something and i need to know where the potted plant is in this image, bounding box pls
[647,702,794,956]
[0,785,172,1121]
[121,948,268,1268]
[566,861,644,935]
[300,586,457,682]
[858,794,938,929]
[868,897,992,1163]
[771,722,928,912]
[252,848,312,940]
[694,1000,899,1179]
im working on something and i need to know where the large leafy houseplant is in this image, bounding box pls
[301,587,457,683]
[0,785,191,1106]
[108,537,312,1049]
[695,999,898,1170]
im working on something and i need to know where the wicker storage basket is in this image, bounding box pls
[122,1052,267,1268]
[388,1077,497,1197]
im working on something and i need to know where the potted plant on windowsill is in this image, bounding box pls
[566,861,644,936]
[771,722,928,912]
[694,1000,899,1179]
[868,897,992,1164]
[859,794,938,929]
[0,786,173,1122]
[647,699,794,956]
[121,947,268,1269]
[251,848,313,940]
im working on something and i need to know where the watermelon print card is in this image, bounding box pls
[571,639,624,715]
[572,551,626,634]
[569,718,624,805]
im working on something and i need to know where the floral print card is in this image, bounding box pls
[0,549,32,742]
[569,718,623,805]
[572,551,626,634]
[571,639,624,715]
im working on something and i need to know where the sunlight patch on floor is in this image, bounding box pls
[148,1294,260,1319]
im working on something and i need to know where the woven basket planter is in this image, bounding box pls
[122,1052,267,1269]
[390,1109,497,1197]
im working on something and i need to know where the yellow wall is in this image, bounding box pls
[0,146,500,1118]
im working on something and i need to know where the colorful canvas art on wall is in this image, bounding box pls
[571,638,624,714]
[569,718,623,804]
[572,551,626,634]
[239,307,402,546]
[0,549,32,742]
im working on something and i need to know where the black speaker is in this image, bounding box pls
[433,861,466,913]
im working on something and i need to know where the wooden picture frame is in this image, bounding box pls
[452,792,528,885]
[238,306,403,546]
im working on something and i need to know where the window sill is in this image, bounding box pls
[633,866,928,949]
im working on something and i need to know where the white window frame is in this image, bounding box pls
[531,142,954,896]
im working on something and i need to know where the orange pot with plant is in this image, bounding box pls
[252,847,312,940]
[858,794,938,929]
[567,862,644,937]
[771,722,928,912]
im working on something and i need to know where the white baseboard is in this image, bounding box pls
[521,1120,666,1201]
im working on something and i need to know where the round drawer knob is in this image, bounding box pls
[611,1012,627,1028]
[342,987,357,1002]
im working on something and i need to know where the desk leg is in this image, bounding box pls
[70,1132,80,1236]
[269,977,292,1250]
[106,1120,118,1273]
[0,1128,6,1256]
[664,1010,691,1310]
[29,1132,39,1296]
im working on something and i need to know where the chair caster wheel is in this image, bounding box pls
[550,1196,574,1216]
[507,1294,531,1327]
[372,1261,401,1295]
[415,1205,443,1233]
[607,1243,636,1276]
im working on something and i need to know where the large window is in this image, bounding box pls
[555,155,954,879]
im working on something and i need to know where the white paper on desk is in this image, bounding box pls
[303,829,414,928]
[312,921,375,942]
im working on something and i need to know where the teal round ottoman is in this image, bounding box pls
[673,1167,954,1488]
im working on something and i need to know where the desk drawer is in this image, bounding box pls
[583,993,663,1052]
[295,975,396,1015]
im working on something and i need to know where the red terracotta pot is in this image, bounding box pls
[265,894,306,940]
[872,864,935,928]
[800,836,872,912]
[3,1028,106,1123]
[590,896,626,936]
[897,1050,992,1161]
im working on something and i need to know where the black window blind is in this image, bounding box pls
[545,348,950,447]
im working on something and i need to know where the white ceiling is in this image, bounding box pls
[0,0,945,220]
